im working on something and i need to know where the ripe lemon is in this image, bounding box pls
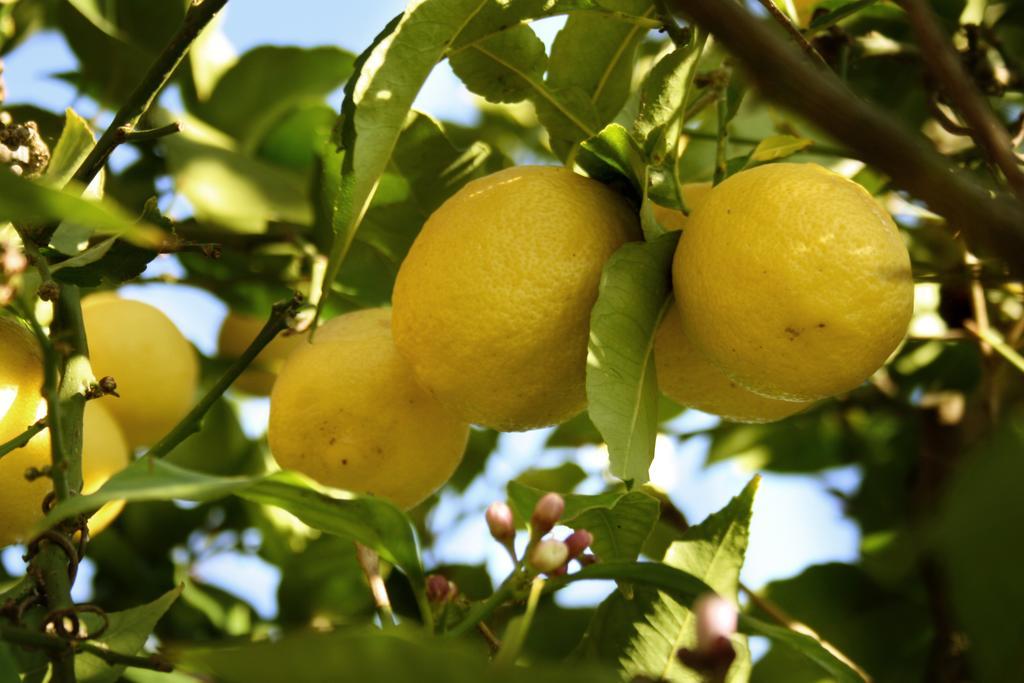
[392,166,639,431]
[655,305,811,423]
[218,311,308,396]
[0,318,130,546]
[650,182,713,231]
[83,294,198,448]
[673,163,913,401]
[268,308,469,510]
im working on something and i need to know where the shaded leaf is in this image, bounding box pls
[43,108,95,189]
[748,135,814,163]
[587,234,677,485]
[514,463,587,494]
[449,25,548,104]
[76,586,183,683]
[634,38,703,163]
[38,458,424,585]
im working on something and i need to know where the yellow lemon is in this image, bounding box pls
[83,294,198,448]
[0,319,130,545]
[655,305,811,423]
[650,182,713,231]
[218,311,308,396]
[268,308,469,510]
[673,163,913,401]
[392,166,639,431]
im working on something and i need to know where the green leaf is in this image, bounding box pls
[49,235,117,271]
[706,405,847,473]
[576,123,645,194]
[160,118,312,232]
[198,46,355,148]
[586,234,677,486]
[551,562,864,683]
[76,586,183,683]
[513,463,588,494]
[748,135,814,163]
[622,477,758,682]
[506,482,657,562]
[51,239,157,287]
[277,536,375,626]
[319,0,496,322]
[543,0,653,155]
[449,24,548,104]
[43,108,96,189]
[634,39,703,163]
[66,0,126,40]
[937,412,1024,683]
[174,627,619,683]
[547,411,604,448]
[0,174,164,247]
[0,643,18,683]
[38,458,424,585]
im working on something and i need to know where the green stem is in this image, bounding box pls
[652,0,691,47]
[70,0,229,189]
[53,286,92,495]
[964,321,1024,375]
[0,623,173,673]
[119,121,181,144]
[493,577,545,667]
[713,91,729,184]
[142,295,301,460]
[23,311,69,502]
[446,571,527,639]
[682,129,853,158]
[0,420,47,461]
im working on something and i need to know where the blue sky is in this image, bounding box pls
[3,0,863,632]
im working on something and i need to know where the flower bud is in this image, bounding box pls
[485,501,515,542]
[528,539,569,574]
[426,574,457,603]
[564,529,593,559]
[694,594,737,652]
[530,493,565,537]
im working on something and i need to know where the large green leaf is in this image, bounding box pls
[542,0,653,155]
[76,586,183,683]
[937,411,1024,683]
[174,627,619,683]
[37,458,424,585]
[633,38,703,163]
[42,108,96,189]
[622,477,758,682]
[0,173,163,247]
[197,46,355,148]
[587,233,677,486]
[318,0,496,321]
[449,24,548,104]
[550,562,864,683]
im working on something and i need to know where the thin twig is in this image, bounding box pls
[70,0,229,190]
[355,543,396,628]
[142,294,301,460]
[0,419,47,461]
[899,0,1024,201]
[117,121,182,144]
[476,622,502,654]
[652,0,692,47]
[964,320,1024,375]
[446,571,526,639]
[740,582,872,683]
[753,0,828,68]
[666,0,1024,275]
[682,129,853,158]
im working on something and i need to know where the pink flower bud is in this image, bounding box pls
[426,574,456,603]
[564,529,593,559]
[530,493,565,536]
[694,594,737,652]
[485,501,515,542]
[528,539,569,574]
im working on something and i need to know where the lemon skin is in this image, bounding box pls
[218,311,308,396]
[82,294,199,448]
[268,308,469,510]
[655,305,811,423]
[392,166,639,431]
[673,163,913,401]
[650,182,713,231]
[0,318,130,546]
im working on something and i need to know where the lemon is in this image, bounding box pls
[392,166,639,431]
[83,294,199,448]
[268,308,469,510]
[673,163,913,401]
[650,182,713,231]
[218,311,308,396]
[655,305,811,423]
[0,318,130,546]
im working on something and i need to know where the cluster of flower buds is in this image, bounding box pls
[0,117,50,177]
[425,573,459,605]
[677,594,738,682]
[483,492,597,577]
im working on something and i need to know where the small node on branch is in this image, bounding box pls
[37,280,60,302]
[24,465,51,482]
[85,376,119,399]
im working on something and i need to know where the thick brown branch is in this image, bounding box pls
[899,0,1024,200]
[665,0,1024,276]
